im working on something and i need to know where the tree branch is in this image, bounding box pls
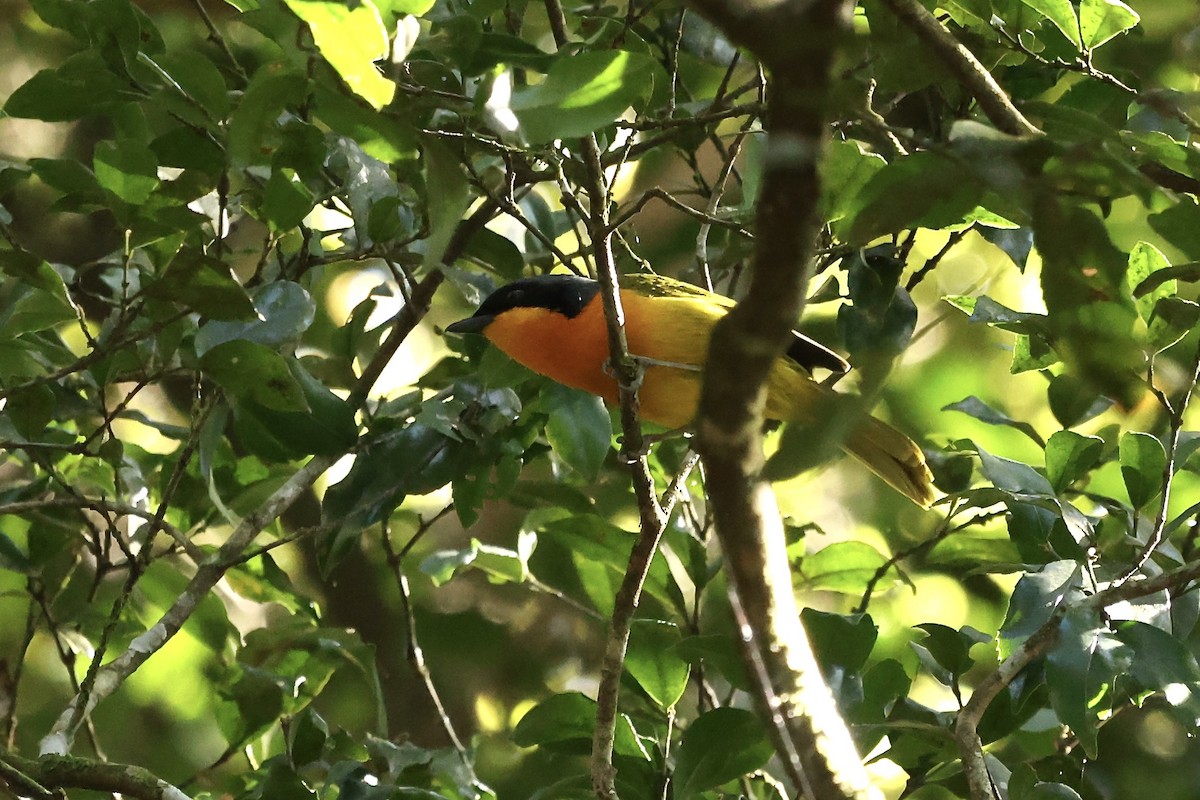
[686,1,881,798]
[955,555,1200,800]
[878,0,1041,136]
[1,749,191,800]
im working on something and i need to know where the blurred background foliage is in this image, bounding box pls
[0,0,1199,798]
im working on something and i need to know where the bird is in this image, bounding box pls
[446,272,935,507]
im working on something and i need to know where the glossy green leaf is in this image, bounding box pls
[1047,373,1113,429]
[978,446,1055,496]
[230,360,358,461]
[1119,431,1166,509]
[195,281,315,355]
[543,384,611,481]
[626,620,689,709]
[672,708,773,799]
[512,692,647,759]
[201,341,309,412]
[0,259,75,340]
[944,396,1045,447]
[3,52,135,121]
[822,139,886,222]
[1000,561,1082,640]
[803,610,878,673]
[93,138,158,204]
[1124,241,1175,323]
[1044,430,1104,492]
[320,423,466,570]
[840,152,983,245]
[421,136,473,268]
[147,250,257,321]
[263,167,316,230]
[674,635,749,691]
[1046,607,1106,756]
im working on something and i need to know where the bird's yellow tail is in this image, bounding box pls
[841,413,936,508]
[769,365,936,507]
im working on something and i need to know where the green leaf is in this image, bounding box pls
[1011,333,1060,373]
[421,137,473,268]
[510,50,655,144]
[285,0,395,109]
[200,341,309,412]
[840,152,983,245]
[543,385,611,481]
[263,167,316,230]
[1046,607,1105,756]
[943,396,1045,447]
[1000,561,1082,640]
[147,250,257,321]
[512,692,647,759]
[1020,0,1081,47]
[288,708,329,766]
[978,447,1055,496]
[1044,430,1104,492]
[195,281,315,356]
[912,623,985,684]
[1047,373,1112,429]
[231,360,358,461]
[1133,263,1200,299]
[1148,196,1200,261]
[375,0,435,15]
[3,52,135,121]
[1119,431,1166,509]
[1078,0,1139,50]
[0,532,31,573]
[149,50,232,119]
[0,257,76,339]
[1027,783,1085,800]
[227,70,310,167]
[803,610,878,673]
[822,139,886,222]
[1124,241,1175,323]
[320,424,466,570]
[798,541,889,595]
[93,138,159,204]
[674,635,749,691]
[419,532,535,586]
[672,708,773,798]
[1147,296,1200,353]
[626,620,689,710]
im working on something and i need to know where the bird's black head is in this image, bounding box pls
[445,274,600,334]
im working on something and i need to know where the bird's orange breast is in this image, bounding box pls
[483,288,717,428]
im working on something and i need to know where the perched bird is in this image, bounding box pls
[446,272,935,507]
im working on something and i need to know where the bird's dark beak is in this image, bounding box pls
[445,314,493,335]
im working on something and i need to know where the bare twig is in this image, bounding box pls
[380,520,479,786]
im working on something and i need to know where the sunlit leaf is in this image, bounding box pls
[285,0,395,109]
[626,620,689,709]
[510,50,655,143]
[1078,0,1139,50]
